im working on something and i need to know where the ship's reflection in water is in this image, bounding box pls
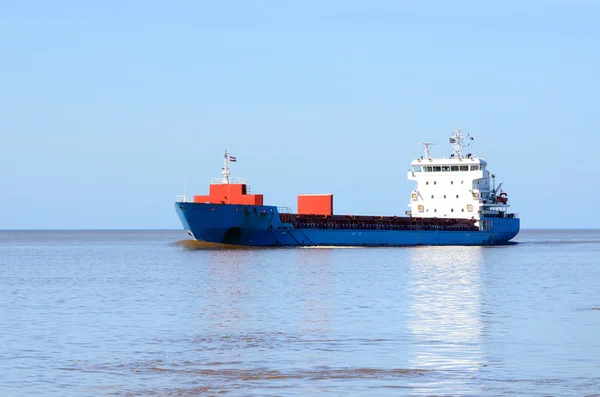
[199,248,334,334]
[407,246,484,394]
[203,250,250,331]
[295,248,333,334]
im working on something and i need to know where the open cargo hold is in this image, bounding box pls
[279,213,478,231]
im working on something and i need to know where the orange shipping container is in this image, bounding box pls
[298,194,333,216]
[194,183,262,205]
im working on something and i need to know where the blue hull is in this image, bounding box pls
[175,202,520,246]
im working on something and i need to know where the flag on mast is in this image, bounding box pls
[229,155,237,162]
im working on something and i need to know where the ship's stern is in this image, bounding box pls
[481,216,520,244]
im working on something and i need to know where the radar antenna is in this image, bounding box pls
[419,142,435,159]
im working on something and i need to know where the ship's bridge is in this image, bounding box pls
[406,130,512,222]
[410,156,487,171]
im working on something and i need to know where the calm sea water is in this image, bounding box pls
[1,229,599,396]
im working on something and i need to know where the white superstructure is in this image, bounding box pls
[407,129,510,222]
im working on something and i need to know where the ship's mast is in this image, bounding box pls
[222,150,231,184]
[450,128,472,159]
[419,142,435,159]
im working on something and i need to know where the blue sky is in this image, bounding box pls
[1,1,598,229]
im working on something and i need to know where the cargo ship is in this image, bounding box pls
[175,130,519,246]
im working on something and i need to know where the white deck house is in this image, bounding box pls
[407,130,510,222]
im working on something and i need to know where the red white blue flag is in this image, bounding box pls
[229,156,237,162]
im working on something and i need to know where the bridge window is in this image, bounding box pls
[433,166,441,172]
[424,166,433,172]
[413,165,423,172]
[451,165,459,171]
[471,165,480,171]
[460,166,469,171]
[441,165,450,171]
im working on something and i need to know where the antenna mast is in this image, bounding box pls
[450,128,471,158]
[222,150,230,184]
[419,142,435,159]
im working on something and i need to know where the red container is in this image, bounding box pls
[194,184,262,205]
[298,194,333,216]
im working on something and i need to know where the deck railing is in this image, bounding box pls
[210,177,247,185]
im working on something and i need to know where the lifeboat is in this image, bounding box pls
[497,192,508,204]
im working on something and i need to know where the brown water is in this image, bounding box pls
[1,229,599,396]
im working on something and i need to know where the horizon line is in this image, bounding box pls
[1,228,599,232]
